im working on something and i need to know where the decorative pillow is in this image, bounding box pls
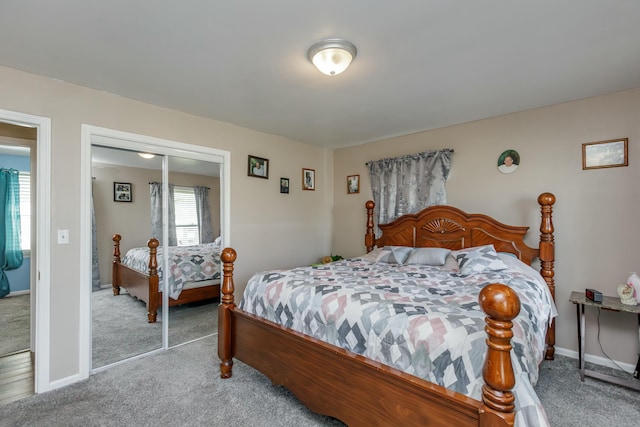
[405,248,451,266]
[213,236,222,246]
[358,247,385,263]
[375,246,414,264]
[451,245,508,275]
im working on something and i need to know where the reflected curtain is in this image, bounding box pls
[150,182,177,246]
[194,186,214,243]
[91,183,101,291]
[0,168,23,298]
[366,149,453,236]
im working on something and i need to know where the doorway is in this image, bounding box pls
[0,109,52,396]
[80,125,230,376]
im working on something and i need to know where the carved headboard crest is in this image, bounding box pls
[422,218,465,234]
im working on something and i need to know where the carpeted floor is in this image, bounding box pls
[92,288,217,368]
[0,335,638,426]
[0,294,30,356]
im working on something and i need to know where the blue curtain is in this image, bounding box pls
[0,168,24,298]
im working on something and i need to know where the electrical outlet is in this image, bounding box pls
[58,229,69,244]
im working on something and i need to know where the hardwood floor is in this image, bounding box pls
[0,351,34,406]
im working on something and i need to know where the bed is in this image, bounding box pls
[111,234,222,322]
[217,192,556,427]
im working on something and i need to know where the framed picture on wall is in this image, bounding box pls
[280,177,290,194]
[302,168,315,191]
[347,174,360,194]
[582,138,628,170]
[248,155,269,178]
[114,182,132,202]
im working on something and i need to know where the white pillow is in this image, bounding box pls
[357,247,384,263]
[375,246,414,264]
[405,247,451,266]
[451,244,508,275]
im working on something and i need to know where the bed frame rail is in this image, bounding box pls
[218,248,520,427]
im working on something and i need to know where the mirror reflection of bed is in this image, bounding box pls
[91,145,221,369]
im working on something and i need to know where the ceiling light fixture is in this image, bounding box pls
[138,153,155,159]
[307,38,357,76]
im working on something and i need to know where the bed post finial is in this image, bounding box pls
[538,192,556,360]
[112,234,122,296]
[365,200,375,252]
[479,283,520,427]
[219,247,237,379]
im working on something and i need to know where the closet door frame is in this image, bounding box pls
[79,124,230,378]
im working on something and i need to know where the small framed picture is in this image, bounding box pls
[280,177,290,194]
[302,168,315,191]
[114,182,132,202]
[497,150,520,174]
[347,174,360,194]
[582,138,628,170]
[248,155,269,178]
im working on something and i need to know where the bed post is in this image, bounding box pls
[365,200,375,252]
[112,234,122,296]
[146,238,160,323]
[218,247,237,379]
[538,192,556,360]
[478,283,520,427]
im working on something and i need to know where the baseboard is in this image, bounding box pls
[48,372,85,392]
[555,346,636,373]
[7,290,30,296]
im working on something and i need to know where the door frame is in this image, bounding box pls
[79,124,231,377]
[0,108,52,393]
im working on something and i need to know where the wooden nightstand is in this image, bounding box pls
[569,290,640,391]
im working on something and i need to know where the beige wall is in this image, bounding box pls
[333,87,640,366]
[0,65,332,382]
[92,162,220,286]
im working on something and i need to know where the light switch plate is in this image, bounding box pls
[58,229,69,244]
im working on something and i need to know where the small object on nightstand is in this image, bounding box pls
[585,288,603,303]
[618,283,637,305]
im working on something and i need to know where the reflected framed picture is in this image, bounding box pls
[347,174,360,194]
[582,138,628,170]
[248,155,269,178]
[280,177,289,194]
[302,168,315,191]
[114,182,132,202]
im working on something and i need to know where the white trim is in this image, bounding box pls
[81,124,231,375]
[555,346,636,373]
[0,109,52,393]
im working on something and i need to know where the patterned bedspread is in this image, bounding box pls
[239,253,557,426]
[121,242,222,300]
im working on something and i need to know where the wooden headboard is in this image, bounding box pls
[364,192,557,359]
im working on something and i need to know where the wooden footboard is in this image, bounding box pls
[112,234,160,322]
[218,248,519,427]
[112,234,221,323]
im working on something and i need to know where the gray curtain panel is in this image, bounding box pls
[194,186,214,244]
[366,149,453,236]
[150,182,177,246]
[91,187,101,291]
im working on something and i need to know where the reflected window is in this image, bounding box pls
[174,186,199,246]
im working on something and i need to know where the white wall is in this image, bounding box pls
[0,65,332,383]
[333,87,640,366]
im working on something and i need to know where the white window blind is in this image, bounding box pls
[18,172,31,251]
[174,186,199,246]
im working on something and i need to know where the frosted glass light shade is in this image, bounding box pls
[308,39,357,76]
[138,153,155,159]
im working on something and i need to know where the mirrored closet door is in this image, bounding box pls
[90,137,226,370]
[166,156,221,348]
[91,146,164,369]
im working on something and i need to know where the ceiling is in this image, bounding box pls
[1,1,639,149]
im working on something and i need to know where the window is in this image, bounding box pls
[18,172,31,252]
[174,186,199,246]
